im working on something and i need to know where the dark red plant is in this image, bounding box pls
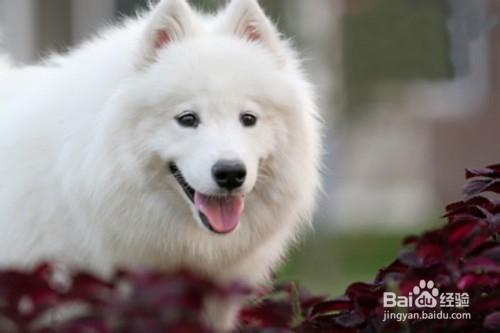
[0,267,225,332]
[240,164,500,332]
[0,164,499,332]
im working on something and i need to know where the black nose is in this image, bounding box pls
[212,160,247,191]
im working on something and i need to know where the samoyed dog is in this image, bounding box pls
[0,0,320,328]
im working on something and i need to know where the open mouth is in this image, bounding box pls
[169,163,244,234]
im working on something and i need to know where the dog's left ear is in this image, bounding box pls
[137,0,195,69]
[220,0,285,64]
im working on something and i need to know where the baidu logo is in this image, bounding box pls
[384,280,439,308]
[382,280,471,322]
[383,280,469,309]
[414,280,439,308]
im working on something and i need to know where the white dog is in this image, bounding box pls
[0,0,321,329]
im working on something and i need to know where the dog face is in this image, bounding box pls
[149,44,287,235]
[114,0,296,235]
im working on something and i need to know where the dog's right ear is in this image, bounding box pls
[136,0,194,69]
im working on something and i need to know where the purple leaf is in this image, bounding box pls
[484,311,500,329]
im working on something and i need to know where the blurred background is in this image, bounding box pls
[0,0,498,295]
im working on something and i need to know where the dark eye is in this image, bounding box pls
[240,112,258,127]
[176,112,199,128]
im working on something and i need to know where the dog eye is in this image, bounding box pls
[240,112,258,127]
[176,112,200,128]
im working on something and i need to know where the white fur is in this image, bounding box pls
[0,0,321,329]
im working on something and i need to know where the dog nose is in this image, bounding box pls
[212,160,247,191]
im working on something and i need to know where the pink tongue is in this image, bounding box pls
[194,193,245,234]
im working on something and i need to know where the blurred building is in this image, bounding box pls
[330,0,499,229]
[0,0,150,63]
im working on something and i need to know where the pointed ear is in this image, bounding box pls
[221,0,285,63]
[137,0,194,69]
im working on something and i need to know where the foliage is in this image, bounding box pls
[0,164,499,332]
[0,268,236,332]
[241,164,500,332]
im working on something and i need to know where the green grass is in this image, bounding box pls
[276,223,440,296]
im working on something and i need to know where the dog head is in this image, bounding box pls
[107,0,320,236]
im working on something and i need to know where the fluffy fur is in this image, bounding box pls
[0,0,320,328]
